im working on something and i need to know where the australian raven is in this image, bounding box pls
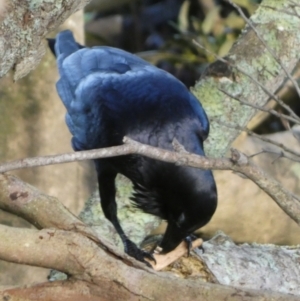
[48,30,217,265]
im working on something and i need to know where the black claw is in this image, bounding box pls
[198,244,205,253]
[184,236,193,256]
[143,251,157,264]
[184,234,202,256]
[124,239,156,266]
[143,259,153,268]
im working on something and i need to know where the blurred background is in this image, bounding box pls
[2,0,300,287]
[85,0,260,88]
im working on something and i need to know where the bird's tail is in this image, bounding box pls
[47,30,82,57]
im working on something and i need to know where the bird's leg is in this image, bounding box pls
[148,223,203,270]
[158,222,203,255]
[97,172,155,265]
[184,234,204,255]
[158,220,185,254]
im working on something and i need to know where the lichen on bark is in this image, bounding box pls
[0,0,91,80]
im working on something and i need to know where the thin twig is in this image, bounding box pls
[261,5,300,18]
[218,87,300,124]
[193,40,300,123]
[247,147,300,205]
[289,0,300,18]
[0,145,133,173]
[249,148,300,164]
[244,128,300,158]
[217,120,300,158]
[1,137,300,224]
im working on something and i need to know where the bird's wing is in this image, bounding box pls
[56,45,161,149]
[56,43,209,150]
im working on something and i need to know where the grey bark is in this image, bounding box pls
[197,232,300,296]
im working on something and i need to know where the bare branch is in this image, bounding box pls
[0,172,200,272]
[193,39,300,122]
[249,148,300,164]
[0,138,300,226]
[0,225,88,275]
[238,126,300,158]
[218,87,300,124]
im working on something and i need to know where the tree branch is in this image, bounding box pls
[233,123,300,157]
[0,223,299,301]
[0,225,88,275]
[1,137,300,227]
[0,173,136,266]
[0,172,199,272]
[0,224,299,301]
[218,87,300,125]
[193,39,300,124]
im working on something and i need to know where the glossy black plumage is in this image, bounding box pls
[49,30,217,264]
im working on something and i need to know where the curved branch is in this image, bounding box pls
[0,225,88,275]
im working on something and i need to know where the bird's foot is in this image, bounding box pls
[184,234,204,255]
[124,239,156,267]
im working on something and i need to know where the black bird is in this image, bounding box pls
[48,30,217,265]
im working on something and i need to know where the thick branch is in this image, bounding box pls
[1,279,298,301]
[0,225,88,275]
[197,232,300,296]
[0,173,134,265]
[0,224,299,301]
